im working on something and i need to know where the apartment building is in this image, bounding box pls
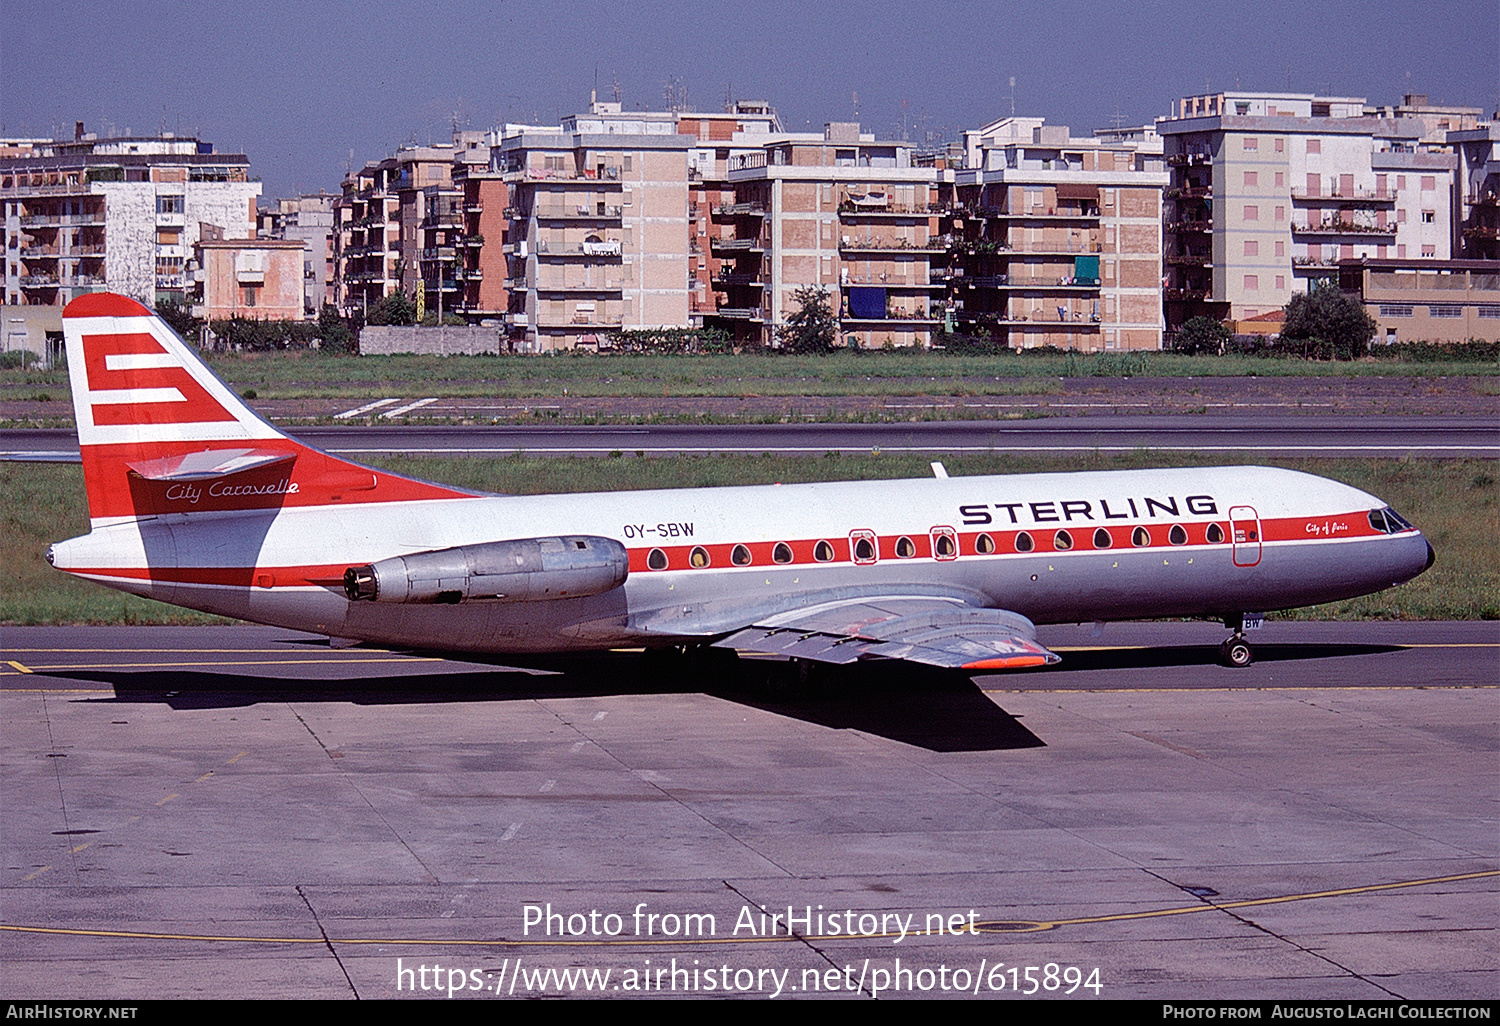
[677,101,781,326]
[1159,91,1463,328]
[716,122,950,348]
[945,117,1167,350]
[496,102,693,351]
[1453,124,1499,261]
[1,124,258,308]
[194,232,306,322]
[450,134,510,323]
[259,192,335,315]
[333,144,460,319]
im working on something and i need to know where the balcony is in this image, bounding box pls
[1166,152,1213,167]
[711,237,765,254]
[841,310,941,323]
[952,275,1102,289]
[838,239,946,254]
[711,202,767,219]
[837,203,934,219]
[1164,288,1212,302]
[710,273,764,289]
[1166,253,1211,266]
[534,280,625,294]
[1166,220,1212,234]
[1166,185,1213,199]
[535,205,623,221]
[712,307,763,321]
[1290,220,1396,237]
[509,167,623,183]
[535,239,623,258]
[1290,187,1392,204]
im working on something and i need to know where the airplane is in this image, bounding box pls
[46,293,1435,675]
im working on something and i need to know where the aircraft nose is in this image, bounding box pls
[1425,540,1436,571]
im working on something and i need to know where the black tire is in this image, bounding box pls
[1219,638,1254,668]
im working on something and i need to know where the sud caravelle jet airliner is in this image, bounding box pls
[48,293,1435,673]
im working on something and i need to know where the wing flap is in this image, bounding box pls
[126,448,296,482]
[714,598,1059,671]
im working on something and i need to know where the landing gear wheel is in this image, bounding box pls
[1219,637,1254,668]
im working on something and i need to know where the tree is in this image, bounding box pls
[366,291,416,326]
[775,285,837,353]
[318,304,355,353]
[1278,283,1376,360]
[1173,315,1232,355]
[155,299,202,342]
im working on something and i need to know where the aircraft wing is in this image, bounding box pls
[711,596,1059,671]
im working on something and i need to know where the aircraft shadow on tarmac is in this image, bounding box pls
[49,640,1404,753]
[53,655,1039,753]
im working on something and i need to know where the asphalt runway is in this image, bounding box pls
[3,413,1498,462]
[2,621,1495,1000]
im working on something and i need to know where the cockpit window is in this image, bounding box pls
[1368,507,1413,534]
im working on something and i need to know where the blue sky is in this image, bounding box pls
[3,0,1494,200]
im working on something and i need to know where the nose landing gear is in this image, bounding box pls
[1218,613,1255,668]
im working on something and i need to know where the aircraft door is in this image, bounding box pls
[1229,505,1262,567]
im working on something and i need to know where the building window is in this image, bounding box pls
[1476,306,1500,319]
[1379,305,1414,317]
[1275,241,1285,256]
[1275,206,1285,221]
[1422,245,1436,257]
[1244,205,1258,221]
[1306,139,1321,154]
[1275,138,1284,152]
[1429,304,1461,318]
[1275,275,1285,289]
[1243,171,1258,187]
[1421,176,1436,191]
[1243,137,1258,151]
[1244,275,1258,290]
[242,286,258,307]
[156,195,184,214]
[1397,209,1407,222]
[1243,240,1259,256]
[1422,211,1435,223]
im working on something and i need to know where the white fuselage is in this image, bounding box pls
[50,465,1433,654]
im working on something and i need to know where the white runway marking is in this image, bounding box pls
[380,398,439,418]
[334,398,398,419]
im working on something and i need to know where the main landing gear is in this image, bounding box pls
[1218,613,1254,668]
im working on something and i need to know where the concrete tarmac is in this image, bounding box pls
[2,622,1495,1000]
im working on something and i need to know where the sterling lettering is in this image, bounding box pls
[207,479,299,499]
[960,495,1219,526]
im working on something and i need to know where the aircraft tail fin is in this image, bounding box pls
[62,293,473,525]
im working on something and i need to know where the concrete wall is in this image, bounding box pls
[359,324,503,355]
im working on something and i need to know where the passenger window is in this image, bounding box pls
[1054,530,1073,551]
[1206,523,1225,544]
[772,542,793,564]
[689,546,710,568]
[647,548,668,570]
[850,530,877,563]
[1015,532,1034,552]
[731,544,752,566]
[1132,526,1151,547]
[931,528,957,559]
[975,533,996,554]
[894,536,916,558]
[1093,528,1113,549]
[813,540,835,562]
[1168,524,1187,545]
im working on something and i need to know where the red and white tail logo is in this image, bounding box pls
[62,293,473,525]
[64,293,278,447]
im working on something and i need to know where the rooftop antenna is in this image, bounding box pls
[852,90,859,120]
[1009,76,1016,116]
[612,74,622,104]
[724,81,733,113]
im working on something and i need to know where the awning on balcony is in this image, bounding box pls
[1056,183,1099,201]
[847,286,886,319]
